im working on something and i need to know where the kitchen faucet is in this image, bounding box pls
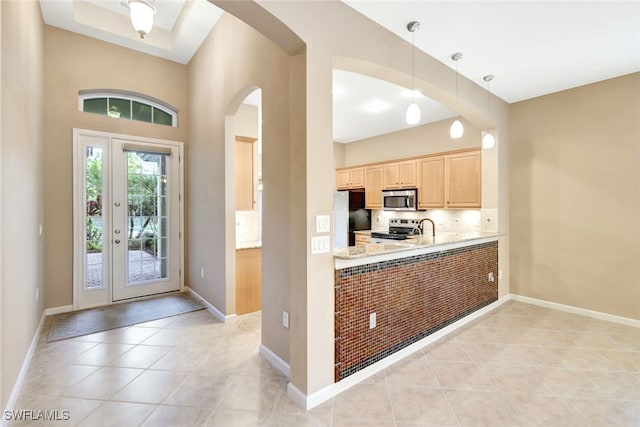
[418,218,436,238]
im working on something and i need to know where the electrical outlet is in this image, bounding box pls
[282,311,289,328]
[498,269,503,280]
[488,272,495,282]
[201,268,205,278]
[369,312,376,329]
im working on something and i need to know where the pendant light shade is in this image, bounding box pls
[450,52,464,139]
[482,132,495,149]
[128,0,156,39]
[450,118,464,139]
[482,74,495,149]
[406,102,421,125]
[405,21,421,125]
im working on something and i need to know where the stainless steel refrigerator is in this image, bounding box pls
[333,190,371,249]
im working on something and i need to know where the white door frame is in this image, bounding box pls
[72,128,184,310]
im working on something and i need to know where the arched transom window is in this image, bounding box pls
[79,90,178,127]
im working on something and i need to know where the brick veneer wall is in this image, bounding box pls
[334,241,498,381]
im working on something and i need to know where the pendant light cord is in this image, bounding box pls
[411,29,415,103]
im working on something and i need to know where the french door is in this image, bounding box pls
[73,129,183,309]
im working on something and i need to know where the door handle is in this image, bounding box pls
[114,239,121,244]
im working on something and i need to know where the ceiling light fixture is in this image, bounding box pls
[405,21,421,125]
[450,52,464,139]
[125,0,156,39]
[482,74,495,149]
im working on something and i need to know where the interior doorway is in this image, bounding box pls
[233,89,262,315]
[73,129,184,310]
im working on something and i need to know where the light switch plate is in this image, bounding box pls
[316,215,331,233]
[311,236,330,254]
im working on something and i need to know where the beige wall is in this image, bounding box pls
[42,26,189,309]
[332,142,345,168]
[341,117,480,166]
[510,73,640,319]
[187,12,296,363]
[0,0,44,408]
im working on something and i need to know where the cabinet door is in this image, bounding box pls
[236,248,262,315]
[382,163,400,189]
[446,150,481,208]
[236,138,255,211]
[349,167,365,188]
[336,169,350,189]
[418,156,444,209]
[365,166,383,209]
[398,160,417,187]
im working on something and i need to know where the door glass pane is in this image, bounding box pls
[126,151,168,284]
[85,147,104,289]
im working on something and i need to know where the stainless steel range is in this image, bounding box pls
[370,218,421,243]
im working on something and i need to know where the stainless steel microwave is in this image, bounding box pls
[382,189,418,211]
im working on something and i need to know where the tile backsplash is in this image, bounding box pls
[371,209,488,233]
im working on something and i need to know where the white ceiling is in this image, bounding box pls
[344,1,640,104]
[39,1,640,142]
[333,70,456,143]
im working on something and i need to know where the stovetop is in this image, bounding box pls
[371,218,422,240]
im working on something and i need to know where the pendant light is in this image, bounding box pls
[482,74,495,149]
[126,0,156,39]
[405,21,421,125]
[450,52,464,139]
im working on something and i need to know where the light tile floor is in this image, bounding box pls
[9,301,640,426]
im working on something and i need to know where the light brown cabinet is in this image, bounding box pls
[417,156,445,209]
[236,248,262,315]
[364,166,383,209]
[445,150,481,208]
[355,233,371,246]
[235,136,257,211]
[336,148,481,210]
[336,167,365,189]
[383,160,417,189]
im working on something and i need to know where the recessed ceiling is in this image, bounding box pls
[39,0,224,64]
[333,70,456,143]
[344,1,640,103]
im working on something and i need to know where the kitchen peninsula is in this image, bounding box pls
[333,233,499,381]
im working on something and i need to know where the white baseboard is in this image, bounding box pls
[2,312,46,427]
[510,294,640,328]
[44,305,73,316]
[185,286,235,323]
[289,296,511,410]
[259,344,291,378]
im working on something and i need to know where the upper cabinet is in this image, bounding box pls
[336,148,481,209]
[236,136,257,211]
[445,150,482,208]
[365,166,383,209]
[417,156,445,209]
[382,160,417,189]
[336,167,365,189]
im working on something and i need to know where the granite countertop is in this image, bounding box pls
[353,230,371,235]
[334,232,500,261]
